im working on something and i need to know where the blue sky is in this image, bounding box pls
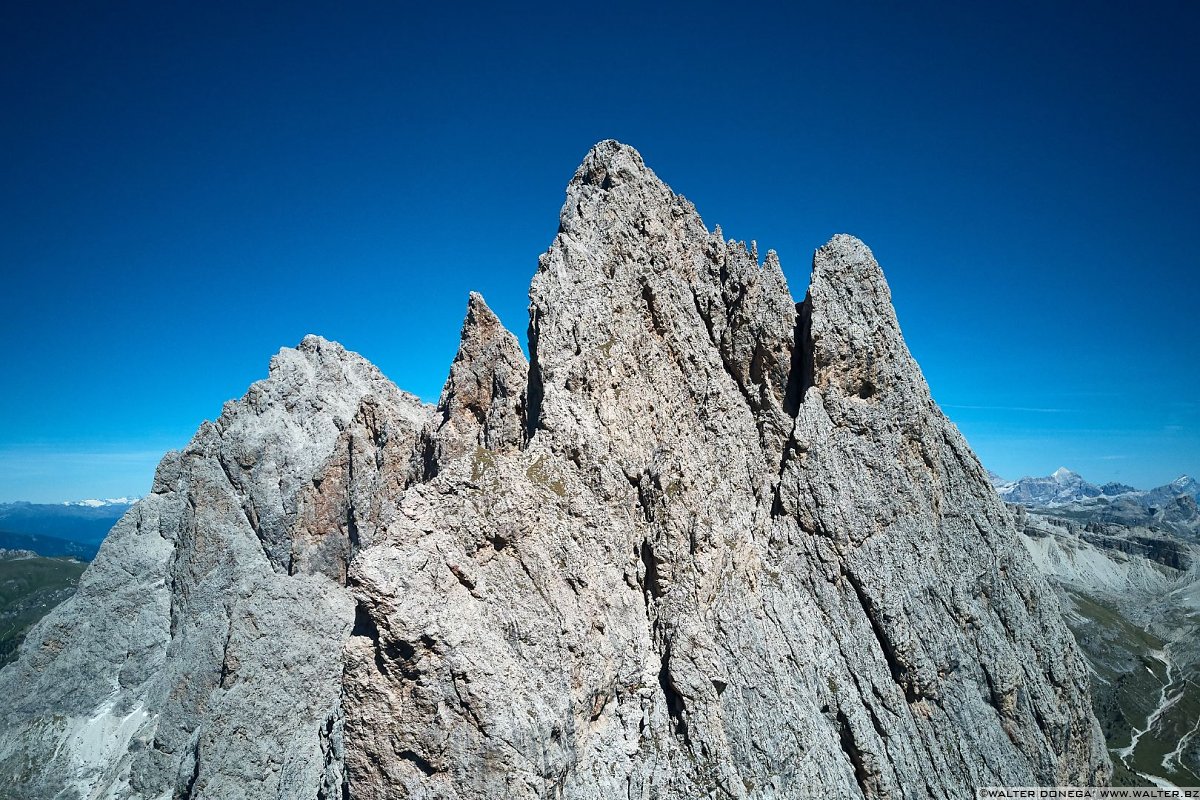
[1,2,1196,502]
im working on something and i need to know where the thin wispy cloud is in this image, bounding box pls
[943,404,1071,414]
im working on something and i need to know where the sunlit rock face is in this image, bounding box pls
[0,141,1109,800]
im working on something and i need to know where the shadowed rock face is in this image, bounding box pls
[0,141,1109,800]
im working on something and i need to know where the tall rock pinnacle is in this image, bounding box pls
[426,291,528,472]
[0,141,1108,799]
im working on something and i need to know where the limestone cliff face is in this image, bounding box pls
[0,141,1108,799]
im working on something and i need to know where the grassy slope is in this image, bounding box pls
[0,557,86,666]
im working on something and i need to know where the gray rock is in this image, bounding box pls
[424,291,529,472]
[0,336,430,800]
[0,141,1108,799]
[0,549,39,559]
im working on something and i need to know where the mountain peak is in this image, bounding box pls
[0,143,1109,798]
[997,467,1099,506]
[803,233,928,409]
[461,291,505,342]
[570,139,652,191]
[428,291,528,468]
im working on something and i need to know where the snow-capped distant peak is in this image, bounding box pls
[993,467,1199,511]
[62,497,139,508]
[995,468,1101,506]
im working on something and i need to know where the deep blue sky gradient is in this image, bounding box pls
[2,2,1197,501]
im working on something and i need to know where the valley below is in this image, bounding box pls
[1011,483,1200,787]
[0,552,87,666]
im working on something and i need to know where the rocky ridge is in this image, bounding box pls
[0,141,1109,799]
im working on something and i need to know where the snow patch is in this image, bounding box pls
[62,497,139,508]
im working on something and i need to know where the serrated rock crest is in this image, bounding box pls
[0,141,1108,800]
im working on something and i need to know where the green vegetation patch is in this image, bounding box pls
[526,455,567,497]
[1065,588,1200,785]
[471,447,497,482]
[0,557,86,666]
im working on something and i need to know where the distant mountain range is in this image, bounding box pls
[990,468,1199,506]
[990,468,1200,539]
[0,499,137,560]
[60,497,140,508]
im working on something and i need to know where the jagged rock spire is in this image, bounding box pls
[801,234,928,406]
[531,138,798,465]
[427,292,528,473]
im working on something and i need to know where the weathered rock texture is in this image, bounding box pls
[0,141,1109,799]
[0,338,432,799]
